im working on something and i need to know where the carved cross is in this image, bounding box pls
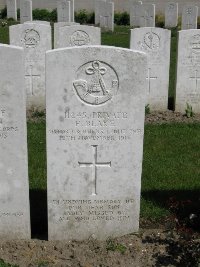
[190,70,200,91]
[146,68,157,93]
[25,65,41,96]
[78,145,111,196]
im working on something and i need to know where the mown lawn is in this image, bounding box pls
[27,121,200,222]
[0,22,199,235]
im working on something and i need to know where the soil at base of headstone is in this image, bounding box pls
[28,110,200,124]
[145,111,200,124]
[0,227,199,267]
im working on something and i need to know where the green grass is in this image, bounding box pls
[102,25,130,48]
[27,121,46,190]
[141,123,200,218]
[27,121,200,221]
[0,259,18,267]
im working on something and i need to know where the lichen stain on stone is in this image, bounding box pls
[59,116,64,122]
[84,173,89,181]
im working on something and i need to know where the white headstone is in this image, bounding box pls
[95,0,101,25]
[55,25,101,49]
[25,20,51,25]
[20,0,32,24]
[182,5,198,30]
[9,23,52,110]
[165,2,178,28]
[139,3,155,27]
[131,27,171,111]
[54,22,80,48]
[57,0,70,22]
[69,0,74,22]
[6,0,17,20]
[0,44,30,239]
[176,30,200,113]
[130,1,142,27]
[95,0,114,32]
[46,46,147,241]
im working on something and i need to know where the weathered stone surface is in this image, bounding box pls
[57,0,70,22]
[95,0,114,31]
[25,20,50,25]
[20,0,32,23]
[0,44,30,239]
[54,22,80,48]
[55,25,101,48]
[9,23,52,110]
[6,0,17,20]
[165,2,178,28]
[181,5,198,30]
[46,46,147,241]
[139,3,155,27]
[95,0,101,25]
[130,1,142,27]
[69,0,74,22]
[176,30,200,113]
[131,27,171,111]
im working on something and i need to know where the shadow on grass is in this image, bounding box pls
[142,189,200,231]
[29,189,48,240]
[168,96,175,110]
[29,189,200,239]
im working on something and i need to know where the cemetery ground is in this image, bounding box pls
[0,22,200,266]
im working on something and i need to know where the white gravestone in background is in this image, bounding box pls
[131,28,171,111]
[55,25,101,48]
[6,0,17,20]
[139,3,155,27]
[0,44,30,239]
[69,0,74,22]
[57,0,70,22]
[58,0,74,22]
[54,22,80,48]
[130,1,142,27]
[165,2,178,28]
[25,21,50,25]
[9,23,52,110]
[95,0,102,25]
[176,30,200,113]
[20,0,32,23]
[182,5,198,30]
[46,46,147,241]
[95,0,114,31]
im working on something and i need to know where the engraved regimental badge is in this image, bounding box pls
[73,61,119,105]
[70,31,90,46]
[139,30,160,52]
[22,29,40,48]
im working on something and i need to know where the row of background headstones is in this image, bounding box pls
[0,1,200,242]
[2,16,200,242]
[0,43,146,240]
[2,26,200,240]
[8,19,200,114]
[6,0,200,31]
[130,1,199,30]
[6,0,75,23]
